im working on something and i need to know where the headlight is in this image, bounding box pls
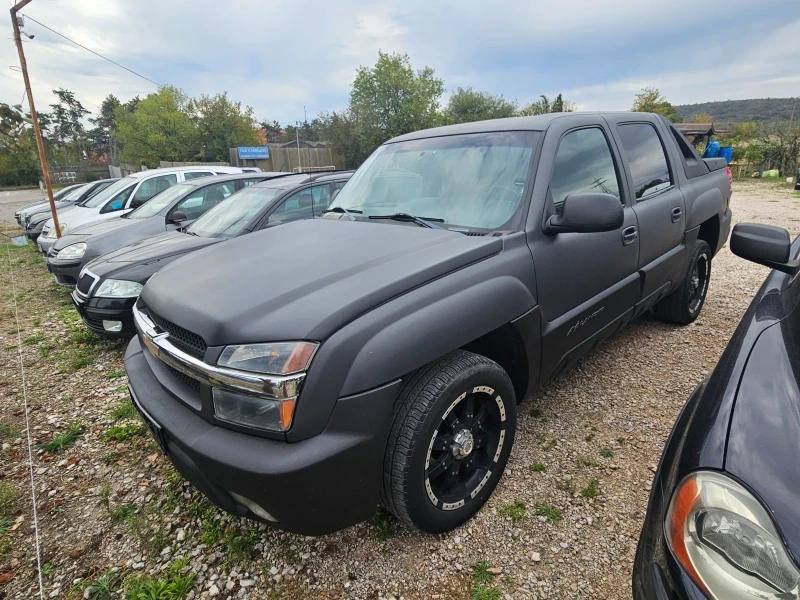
[217,342,318,375]
[666,471,800,598]
[46,224,65,238]
[213,342,318,432]
[94,279,143,298]
[57,242,87,259]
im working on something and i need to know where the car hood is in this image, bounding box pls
[141,218,503,346]
[23,200,73,217]
[85,231,219,283]
[30,204,77,225]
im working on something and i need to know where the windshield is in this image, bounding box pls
[128,184,193,219]
[81,176,136,208]
[186,186,283,238]
[62,183,92,201]
[329,131,537,230]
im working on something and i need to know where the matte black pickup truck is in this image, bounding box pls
[124,112,732,535]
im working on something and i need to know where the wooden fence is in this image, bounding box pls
[228,145,344,173]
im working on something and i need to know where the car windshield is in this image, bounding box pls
[81,176,137,208]
[186,186,284,238]
[127,184,193,219]
[62,183,92,201]
[328,131,537,230]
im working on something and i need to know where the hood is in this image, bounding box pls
[52,216,131,250]
[142,218,502,345]
[85,230,219,283]
[30,204,77,226]
[23,200,73,217]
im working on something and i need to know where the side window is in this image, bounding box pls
[242,178,263,187]
[100,185,135,214]
[550,128,621,215]
[267,188,314,224]
[131,174,178,206]
[617,124,672,200]
[183,171,214,180]
[311,183,332,216]
[175,183,235,220]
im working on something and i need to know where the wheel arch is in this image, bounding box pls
[698,214,721,256]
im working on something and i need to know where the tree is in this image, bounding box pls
[115,86,196,166]
[0,102,40,186]
[348,51,444,162]
[188,92,260,162]
[49,88,90,161]
[518,93,575,116]
[746,121,800,175]
[317,110,372,169]
[444,87,517,124]
[689,113,714,123]
[632,87,681,123]
[88,94,121,162]
[259,119,285,143]
[284,119,324,144]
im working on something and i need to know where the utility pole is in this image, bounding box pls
[295,121,302,173]
[11,0,61,238]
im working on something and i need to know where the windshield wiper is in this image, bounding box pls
[368,213,446,230]
[322,206,362,222]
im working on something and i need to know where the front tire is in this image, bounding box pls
[653,239,711,325]
[381,351,516,534]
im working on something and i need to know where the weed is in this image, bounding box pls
[122,565,195,600]
[498,499,527,522]
[224,525,259,562]
[61,395,73,403]
[104,423,145,442]
[110,504,136,522]
[0,516,10,537]
[529,408,543,419]
[102,452,116,464]
[535,432,547,444]
[584,433,594,442]
[471,561,495,585]
[23,332,46,345]
[109,399,136,422]
[38,344,54,357]
[106,369,126,380]
[546,439,558,449]
[42,563,52,576]
[530,462,546,473]
[616,436,625,444]
[534,502,562,524]
[60,348,95,372]
[69,329,100,345]
[556,477,576,495]
[40,420,85,453]
[32,317,40,327]
[369,508,396,540]
[600,448,615,458]
[0,421,18,441]
[470,585,501,600]
[186,499,214,519]
[86,570,120,600]
[577,455,600,468]
[200,518,223,546]
[581,478,601,499]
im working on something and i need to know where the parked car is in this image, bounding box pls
[37,166,246,254]
[22,179,118,241]
[46,173,279,288]
[123,113,732,536]
[15,183,84,227]
[633,222,800,600]
[73,170,351,336]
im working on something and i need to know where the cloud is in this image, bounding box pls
[1,0,798,125]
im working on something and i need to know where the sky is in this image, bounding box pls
[2,0,799,125]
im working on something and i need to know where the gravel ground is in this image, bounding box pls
[0,180,797,600]
[0,190,46,223]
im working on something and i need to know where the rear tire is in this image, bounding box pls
[653,239,711,325]
[381,351,516,534]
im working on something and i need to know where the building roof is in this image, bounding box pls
[674,123,716,136]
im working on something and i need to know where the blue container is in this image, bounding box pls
[702,141,720,158]
[718,146,733,164]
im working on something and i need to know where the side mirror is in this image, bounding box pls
[730,223,799,275]
[545,193,623,234]
[169,210,187,224]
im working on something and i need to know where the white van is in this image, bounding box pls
[39,166,245,252]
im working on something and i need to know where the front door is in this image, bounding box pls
[527,117,640,382]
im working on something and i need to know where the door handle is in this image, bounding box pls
[622,225,638,246]
[671,207,682,223]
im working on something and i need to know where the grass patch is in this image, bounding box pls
[616,436,625,445]
[584,433,594,442]
[38,344,54,357]
[369,508,396,540]
[22,332,46,345]
[471,561,495,585]
[109,399,136,422]
[0,516,11,537]
[600,448,615,458]
[85,569,121,600]
[529,408,543,419]
[556,477,575,495]
[104,423,145,443]
[40,420,85,453]
[498,499,527,522]
[200,518,223,546]
[32,317,40,327]
[105,369,126,380]
[530,462,546,473]
[534,502,562,524]
[223,525,259,562]
[121,559,195,600]
[577,455,600,468]
[110,504,136,522]
[581,478,601,499]
[186,499,215,519]
[470,585,501,600]
[0,481,16,517]
[0,421,19,442]
[102,452,116,464]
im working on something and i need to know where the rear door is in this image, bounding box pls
[527,116,640,382]
[605,116,686,305]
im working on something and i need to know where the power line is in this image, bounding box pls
[20,13,162,87]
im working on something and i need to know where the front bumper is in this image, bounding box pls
[47,256,84,286]
[124,335,400,535]
[38,235,56,257]
[71,290,137,337]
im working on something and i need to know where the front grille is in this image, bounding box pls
[149,311,207,358]
[76,273,94,295]
[166,364,202,394]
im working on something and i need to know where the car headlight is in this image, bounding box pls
[94,279,143,298]
[46,224,65,238]
[57,242,87,259]
[213,342,318,432]
[666,471,800,599]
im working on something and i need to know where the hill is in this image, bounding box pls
[675,98,797,123]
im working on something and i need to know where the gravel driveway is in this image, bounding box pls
[0,189,45,223]
[0,180,797,600]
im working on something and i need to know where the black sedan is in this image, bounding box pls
[71,170,352,337]
[634,222,800,600]
[47,173,276,286]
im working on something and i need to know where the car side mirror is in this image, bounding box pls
[545,193,624,234]
[169,210,187,224]
[730,223,800,275]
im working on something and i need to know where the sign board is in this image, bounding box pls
[237,146,270,160]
